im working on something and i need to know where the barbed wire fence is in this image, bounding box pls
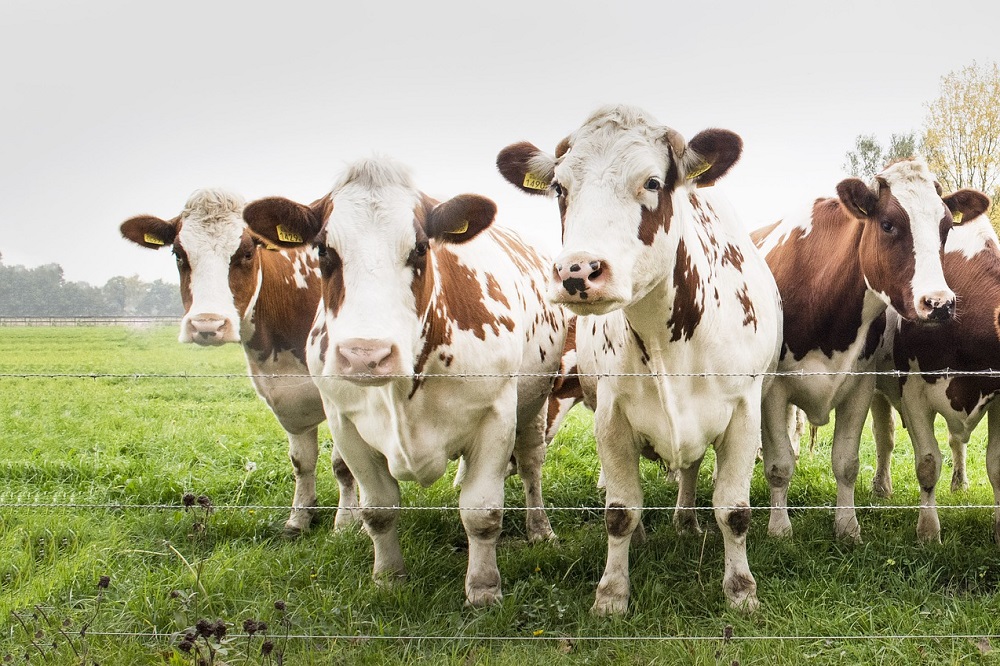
[3,365,1000,651]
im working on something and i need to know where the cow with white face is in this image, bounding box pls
[120,189,358,535]
[752,158,989,541]
[498,105,782,615]
[244,157,567,607]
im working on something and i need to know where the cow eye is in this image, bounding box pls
[551,182,565,197]
[415,240,429,256]
[880,220,894,234]
[644,177,661,192]
[315,243,327,257]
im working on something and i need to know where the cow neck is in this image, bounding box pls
[770,199,878,361]
[245,249,320,367]
[898,235,1000,412]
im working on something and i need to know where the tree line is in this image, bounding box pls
[0,251,182,317]
[844,60,1000,230]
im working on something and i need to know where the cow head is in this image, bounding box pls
[497,104,741,315]
[244,157,496,386]
[119,189,262,345]
[836,158,989,322]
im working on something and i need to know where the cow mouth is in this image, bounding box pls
[551,293,626,316]
[337,373,397,387]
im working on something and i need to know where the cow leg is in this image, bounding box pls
[331,443,360,530]
[948,431,969,492]
[459,410,513,607]
[986,401,1000,546]
[760,388,795,537]
[592,400,642,617]
[673,458,703,535]
[830,378,872,542]
[714,395,760,612]
[903,401,942,544]
[332,420,406,584]
[870,392,895,498]
[284,427,319,537]
[514,409,555,543]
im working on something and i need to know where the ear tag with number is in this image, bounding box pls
[143,233,165,246]
[276,224,303,243]
[522,173,549,191]
[686,162,712,180]
[953,211,964,225]
[449,220,470,235]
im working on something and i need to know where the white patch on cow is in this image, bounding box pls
[946,216,1000,259]
[754,206,814,259]
[877,159,954,314]
[176,189,248,343]
[290,252,312,289]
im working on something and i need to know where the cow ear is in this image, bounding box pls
[244,195,331,247]
[425,194,497,244]
[836,178,879,220]
[682,129,743,186]
[120,215,178,249]
[943,189,991,224]
[496,142,556,196]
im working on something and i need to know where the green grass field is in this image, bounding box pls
[2,326,1000,664]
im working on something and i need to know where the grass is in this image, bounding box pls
[2,325,1000,664]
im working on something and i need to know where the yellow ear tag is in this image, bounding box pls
[522,173,549,191]
[954,211,964,225]
[276,224,303,244]
[143,233,165,246]
[450,220,470,235]
[686,162,712,180]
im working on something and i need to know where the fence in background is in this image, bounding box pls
[0,316,179,327]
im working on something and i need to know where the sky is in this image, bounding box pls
[2,0,999,286]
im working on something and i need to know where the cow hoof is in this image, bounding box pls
[767,517,793,538]
[591,594,628,617]
[834,522,861,543]
[724,573,758,613]
[950,474,969,493]
[527,529,558,544]
[373,572,407,589]
[871,479,893,498]
[727,592,760,614]
[673,512,702,536]
[333,509,361,531]
[281,524,305,540]
[465,586,503,608]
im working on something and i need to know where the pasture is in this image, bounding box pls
[2,326,1000,664]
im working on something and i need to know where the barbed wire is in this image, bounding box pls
[1,368,1000,380]
[0,500,997,512]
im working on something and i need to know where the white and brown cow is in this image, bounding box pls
[752,158,989,541]
[498,105,782,615]
[243,157,568,607]
[119,189,358,534]
[869,201,999,544]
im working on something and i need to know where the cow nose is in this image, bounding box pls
[186,315,232,344]
[922,293,956,322]
[553,253,607,300]
[335,338,400,378]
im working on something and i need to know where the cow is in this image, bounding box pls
[242,157,568,607]
[752,158,989,541]
[497,104,782,615]
[869,200,997,544]
[119,189,359,535]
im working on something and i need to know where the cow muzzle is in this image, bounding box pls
[183,314,238,345]
[916,290,956,323]
[335,338,402,385]
[551,252,622,314]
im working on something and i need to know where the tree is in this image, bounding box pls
[843,132,918,180]
[922,60,1000,224]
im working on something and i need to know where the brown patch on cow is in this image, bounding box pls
[722,243,745,271]
[362,508,396,535]
[726,504,752,537]
[638,187,674,246]
[485,272,510,309]
[855,190,920,318]
[318,328,329,365]
[860,311,886,360]
[762,199,868,360]
[667,240,705,341]
[605,503,634,538]
[629,323,651,365]
[247,246,323,365]
[916,453,938,494]
[735,283,757,331]
[724,574,756,599]
[894,240,1000,415]
[467,508,503,540]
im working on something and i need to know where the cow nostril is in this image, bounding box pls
[554,263,563,272]
[589,261,600,272]
[569,263,581,273]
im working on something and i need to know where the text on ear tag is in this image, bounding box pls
[954,211,964,224]
[450,220,470,235]
[143,233,165,246]
[686,162,712,180]
[522,173,549,191]
[276,224,303,244]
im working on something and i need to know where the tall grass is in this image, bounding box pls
[1,326,999,664]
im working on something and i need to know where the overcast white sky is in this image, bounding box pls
[2,0,998,286]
